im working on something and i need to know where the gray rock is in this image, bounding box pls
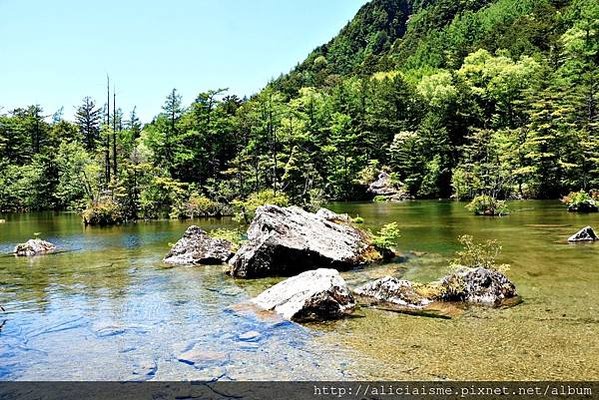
[251,269,356,322]
[315,208,352,223]
[14,239,56,257]
[355,277,433,308]
[438,267,517,305]
[164,226,234,265]
[568,226,598,242]
[229,206,383,278]
[357,268,517,308]
[368,172,410,202]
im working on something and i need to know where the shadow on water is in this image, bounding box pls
[1,201,598,380]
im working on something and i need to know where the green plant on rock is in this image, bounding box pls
[232,189,290,224]
[562,190,598,213]
[371,222,401,251]
[210,228,246,252]
[450,235,510,273]
[466,195,509,216]
[82,197,124,227]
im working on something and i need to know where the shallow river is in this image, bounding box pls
[0,201,598,380]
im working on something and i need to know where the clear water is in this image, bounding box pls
[0,201,598,381]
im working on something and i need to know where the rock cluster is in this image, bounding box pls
[164,226,234,265]
[356,267,518,308]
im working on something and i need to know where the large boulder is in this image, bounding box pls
[368,172,409,202]
[568,226,598,243]
[355,277,433,309]
[251,269,355,322]
[356,268,517,308]
[228,206,384,278]
[14,239,56,257]
[164,226,234,265]
[438,267,517,306]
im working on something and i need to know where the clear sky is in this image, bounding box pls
[0,0,367,121]
[0,0,369,122]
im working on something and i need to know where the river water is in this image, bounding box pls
[0,201,598,381]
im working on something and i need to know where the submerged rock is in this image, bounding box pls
[14,239,56,257]
[438,267,517,305]
[357,268,518,308]
[164,226,234,265]
[368,172,410,202]
[568,226,598,243]
[251,269,356,322]
[229,206,385,278]
[355,277,433,309]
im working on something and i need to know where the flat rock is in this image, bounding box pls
[229,206,383,278]
[251,269,356,322]
[178,346,228,366]
[164,226,234,265]
[354,277,433,308]
[14,239,56,257]
[568,226,598,243]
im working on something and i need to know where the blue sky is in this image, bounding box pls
[0,0,368,122]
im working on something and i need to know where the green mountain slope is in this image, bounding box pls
[274,0,567,95]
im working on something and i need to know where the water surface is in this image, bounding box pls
[1,201,598,380]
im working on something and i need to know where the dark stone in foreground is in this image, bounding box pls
[229,206,384,278]
[356,267,518,308]
[252,269,356,322]
[14,239,56,257]
[568,226,598,243]
[164,226,234,265]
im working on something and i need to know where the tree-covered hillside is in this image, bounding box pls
[1,0,597,218]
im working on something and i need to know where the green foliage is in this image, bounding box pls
[562,190,598,212]
[371,222,401,250]
[466,195,510,216]
[450,234,511,273]
[232,190,290,224]
[352,215,365,224]
[2,0,599,214]
[210,228,246,252]
[82,198,124,227]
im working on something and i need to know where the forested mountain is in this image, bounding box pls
[1,0,598,218]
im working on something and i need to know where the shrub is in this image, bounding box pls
[210,228,246,252]
[82,198,124,226]
[232,190,289,224]
[352,215,365,224]
[466,195,509,216]
[172,193,231,220]
[450,235,510,273]
[371,222,401,250]
[562,190,598,213]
